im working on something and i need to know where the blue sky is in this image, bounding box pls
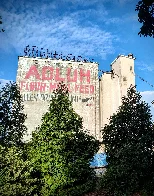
[0,0,154,120]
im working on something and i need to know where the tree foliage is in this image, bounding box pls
[135,0,154,37]
[0,81,27,147]
[101,86,154,195]
[0,144,39,196]
[28,82,100,196]
[0,82,38,195]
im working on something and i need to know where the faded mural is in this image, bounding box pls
[16,54,135,144]
[16,57,100,141]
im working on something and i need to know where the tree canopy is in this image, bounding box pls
[0,82,39,196]
[0,81,100,196]
[0,144,39,196]
[28,82,100,196]
[0,82,27,147]
[135,0,154,37]
[101,86,154,195]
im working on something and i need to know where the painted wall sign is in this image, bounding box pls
[16,57,100,141]
[21,93,95,103]
[19,65,95,94]
[24,66,90,82]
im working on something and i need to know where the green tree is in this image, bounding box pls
[29,82,99,196]
[0,82,37,195]
[0,81,27,147]
[0,144,39,196]
[135,0,154,37]
[101,86,154,195]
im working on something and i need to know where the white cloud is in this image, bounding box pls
[136,61,154,72]
[62,0,109,6]
[0,1,119,59]
[0,0,139,61]
[63,0,133,6]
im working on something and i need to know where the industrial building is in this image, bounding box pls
[16,54,135,142]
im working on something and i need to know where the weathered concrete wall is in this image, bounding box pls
[16,54,135,144]
[99,54,135,135]
[100,73,112,129]
[16,57,99,141]
[111,54,135,101]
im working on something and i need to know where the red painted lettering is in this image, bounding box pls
[25,65,41,80]
[67,84,72,92]
[90,85,94,94]
[20,81,25,90]
[67,68,77,82]
[40,83,46,92]
[80,85,84,93]
[35,82,41,91]
[42,66,54,80]
[30,82,35,91]
[85,85,89,94]
[26,82,29,90]
[80,69,90,83]
[55,68,65,81]
[75,84,79,92]
[50,83,57,92]
[29,82,46,92]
